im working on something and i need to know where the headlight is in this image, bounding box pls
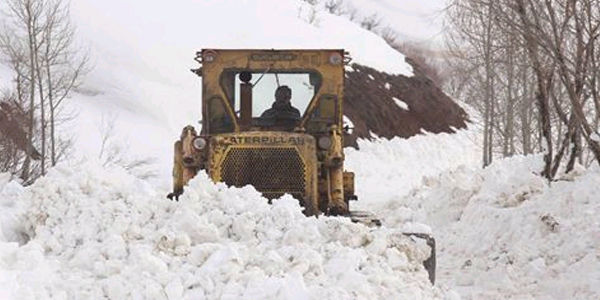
[193,137,207,150]
[203,50,217,63]
[318,136,332,149]
[329,52,343,65]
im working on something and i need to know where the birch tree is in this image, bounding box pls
[0,0,88,183]
[444,0,600,179]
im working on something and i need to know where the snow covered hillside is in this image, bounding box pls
[63,0,415,182]
[342,0,447,45]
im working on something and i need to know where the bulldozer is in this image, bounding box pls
[168,49,435,283]
[168,49,360,218]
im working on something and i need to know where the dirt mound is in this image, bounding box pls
[343,63,469,148]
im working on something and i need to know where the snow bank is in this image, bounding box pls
[0,161,442,299]
[345,128,481,210]
[386,153,600,299]
[341,122,600,299]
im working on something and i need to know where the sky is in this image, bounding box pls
[1,0,599,299]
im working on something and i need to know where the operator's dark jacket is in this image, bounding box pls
[259,101,301,127]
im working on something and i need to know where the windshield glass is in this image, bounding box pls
[224,72,320,118]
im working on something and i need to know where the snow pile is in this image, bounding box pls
[345,128,481,210]
[0,161,440,299]
[342,124,600,299]
[385,153,600,299]
[2,124,599,299]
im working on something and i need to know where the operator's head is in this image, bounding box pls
[275,85,292,103]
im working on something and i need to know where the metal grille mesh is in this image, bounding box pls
[221,147,306,200]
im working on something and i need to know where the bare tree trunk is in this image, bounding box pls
[504,41,515,157]
[35,44,45,174]
[482,0,496,167]
[21,0,39,181]
[550,115,573,177]
[566,124,581,173]
[520,66,533,154]
[514,0,555,180]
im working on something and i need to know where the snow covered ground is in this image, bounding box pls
[2,125,600,299]
[1,0,600,299]
[348,130,600,300]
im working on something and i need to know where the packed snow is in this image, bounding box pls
[1,0,600,299]
[2,124,600,299]
[0,158,437,299]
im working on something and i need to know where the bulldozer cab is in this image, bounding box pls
[199,49,345,135]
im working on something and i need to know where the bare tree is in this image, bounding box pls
[97,112,157,180]
[39,0,89,166]
[1,0,45,181]
[445,0,503,167]
[444,0,600,178]
[324,0,344,14]
[360,13,381,31]
[0,0,88,183]
[379,26,398,45]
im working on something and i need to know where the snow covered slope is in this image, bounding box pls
[343,0,447,45]
[63,0,414,184]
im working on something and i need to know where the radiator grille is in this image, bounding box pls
[221,147,306,201]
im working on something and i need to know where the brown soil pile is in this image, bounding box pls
[343,63,469,148]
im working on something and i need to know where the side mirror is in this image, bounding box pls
[343,125,354,135]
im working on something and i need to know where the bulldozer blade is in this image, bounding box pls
[403,232,436,285]
[349,210,382,227]
[348,211,436,285]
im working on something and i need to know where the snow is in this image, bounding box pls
[1,0,600,299]
[0,160,437,299]
[342,115,354,134]
[393,96,410,110]
[2,123,600,299]
[54,0,413,184]
[341,0,447,46]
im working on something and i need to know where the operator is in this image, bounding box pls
[259,85,301,126]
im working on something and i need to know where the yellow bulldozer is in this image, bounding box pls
[168,49,360,218]
[168,49,435,283]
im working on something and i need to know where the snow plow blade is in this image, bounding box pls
[403,232,436,285]
[349,211,436,285]
[349,210,382,227]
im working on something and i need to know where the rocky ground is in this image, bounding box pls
[343,61,468,147]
